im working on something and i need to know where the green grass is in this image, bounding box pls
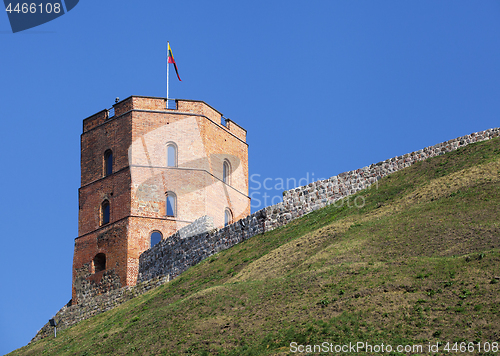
[11,137,500,356]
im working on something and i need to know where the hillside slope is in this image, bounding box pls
[11,137,500,356]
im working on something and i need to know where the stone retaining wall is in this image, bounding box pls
[178,215,214,239]
[31,275,169,343]
[138,210,266,282]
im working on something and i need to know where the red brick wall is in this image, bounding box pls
[81,112,132,186]
[78,170,131,236]
[82,109,108,132]
[225,119,247,142]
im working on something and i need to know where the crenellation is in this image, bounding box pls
[82,109,109,133]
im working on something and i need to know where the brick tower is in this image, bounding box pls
[72,96,250,303]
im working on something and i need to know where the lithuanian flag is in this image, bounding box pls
[167,43,181,81]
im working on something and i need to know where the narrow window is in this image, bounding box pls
[150,231,162,247]
[93,253,106,273]
[223,160,231,184]
[101,200,110,225]
[167,143,177,167]
[104,150,113,177]
[166,192,177,217]
[224,208,232,227]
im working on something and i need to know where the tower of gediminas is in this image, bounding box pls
[72,96,250,303]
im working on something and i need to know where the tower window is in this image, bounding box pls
[224,208,232,227]
[166,142,177,167]
[93,253,106,273]
[166,191,177,217]
[104,150,113,177]
[101,200,110,225]
[223,160,231,184]
[150,231,162,247]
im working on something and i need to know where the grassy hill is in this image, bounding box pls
[11,137,500,356]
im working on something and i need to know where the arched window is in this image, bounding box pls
[166,191,177,217]
[93,253,106,273]
[101,200,110,225]
[224,208,232,227]
[104,150,113,177]
[223,160,231,184]
[166,142,177,167]
[150,231,162,247]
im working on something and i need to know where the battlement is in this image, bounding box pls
[82,96,246,142]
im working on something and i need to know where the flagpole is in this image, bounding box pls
[166,41,170,108]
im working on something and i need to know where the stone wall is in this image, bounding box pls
[178,215,214,239]
[72,263,122,303]
[138,128,500,280]
[138,210,266,282]
[31,275,169,343]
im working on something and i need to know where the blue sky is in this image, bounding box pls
[1,1,499,354]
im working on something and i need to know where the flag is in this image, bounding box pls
[168,43,182,81]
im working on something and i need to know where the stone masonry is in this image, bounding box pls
[31,276,169,343]
[177,215,214,239]
[138,210,266,282]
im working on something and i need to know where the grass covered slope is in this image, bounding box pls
[12,138,500,356]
